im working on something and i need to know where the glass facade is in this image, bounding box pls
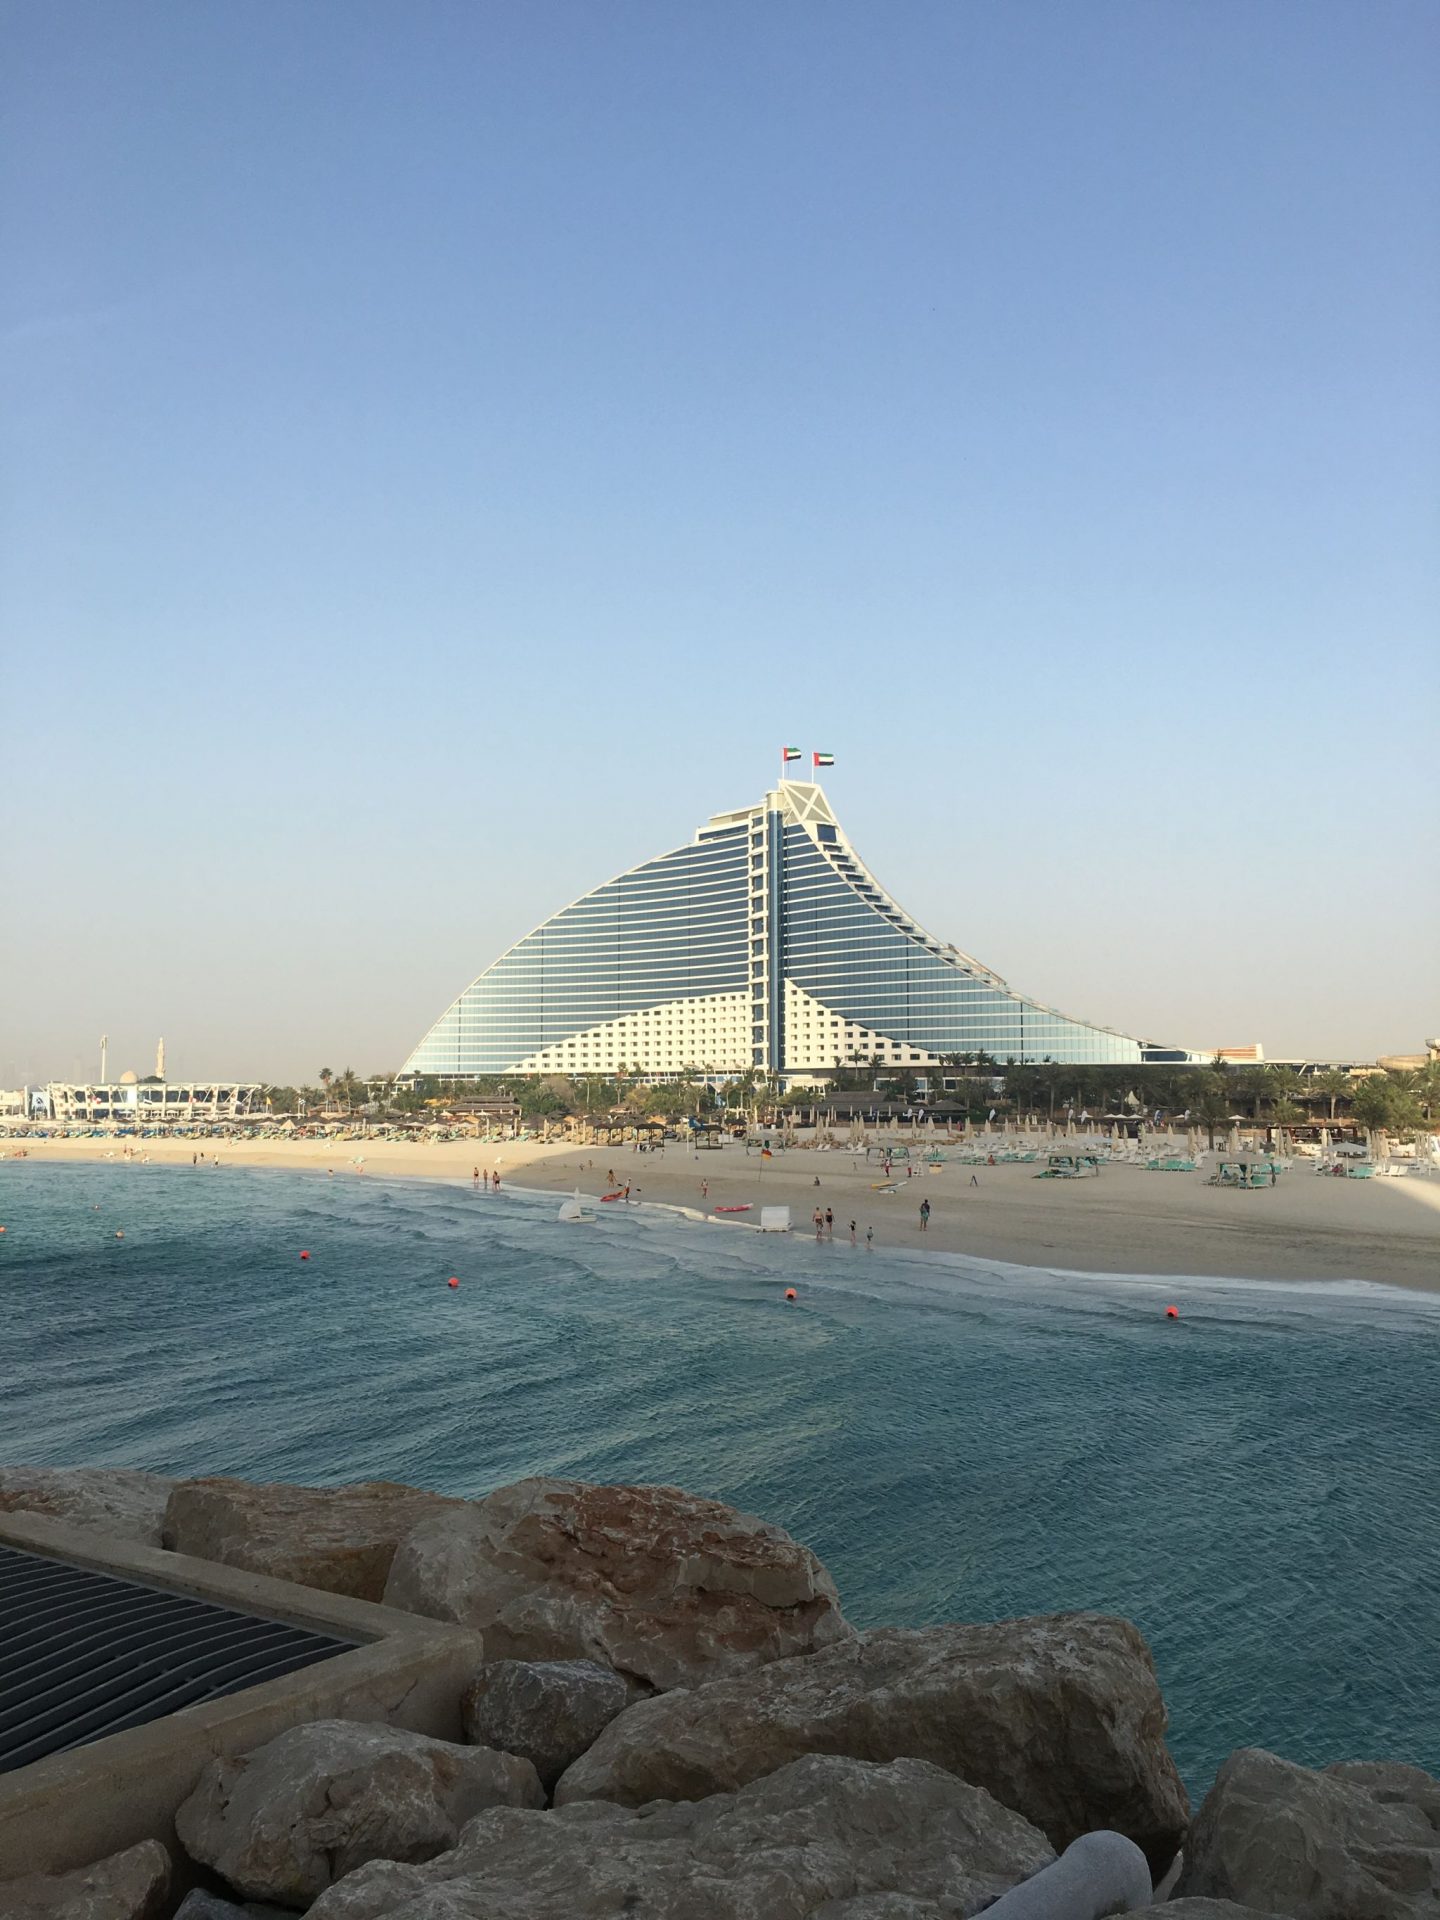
[405,827,750,1075]
[403,784,1155,1075]
[780,826,1141,1065]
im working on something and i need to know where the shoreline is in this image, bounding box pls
[8,1133,1439,1296]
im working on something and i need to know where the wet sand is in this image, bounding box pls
[9,1134,1438,1293]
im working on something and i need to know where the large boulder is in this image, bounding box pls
[1177,1747,1440,1915]
[0,1839,170,1919]
[382,1475,852,1689]
[1131,1907,1280,1919]
[0,1466,176,1547]
[175,1719,543,1907]
[162,1477,463,1601]
[306,1752,1056,1919]
[555,1613,1189,1875]
[461,1657,630,1790]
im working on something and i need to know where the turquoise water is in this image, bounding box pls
[1,1161,1436,1797]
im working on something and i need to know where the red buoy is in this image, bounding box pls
[448,1276,460,1289]
[299,1250,311,1261]
[784,1287,797,1301]
[1165,1305,1179,1319]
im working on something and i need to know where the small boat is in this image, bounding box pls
[557,1190,596,1224]
[713,1203,753,1213]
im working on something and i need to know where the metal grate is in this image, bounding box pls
[0,1544,358,1772]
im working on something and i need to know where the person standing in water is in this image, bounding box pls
[865,1225,874,1251]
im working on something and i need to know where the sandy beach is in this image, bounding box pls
[9,1133,1438,1294]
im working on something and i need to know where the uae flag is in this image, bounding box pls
[813,750,835,768]
[781,746,803,764]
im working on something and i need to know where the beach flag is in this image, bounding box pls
[813,750,835,768]
[781,746,802,767]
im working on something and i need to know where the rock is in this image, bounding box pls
[1177,1746,1440,1916]
[162,1476,463,1601]
[555,1612,1189,1875]
[174,1895,249,1920]
[1130,1907,1280,1919]
[1325,1760,1440,1830]
[0,1465,176,1547]
[0,1840,170,1920]
[174,1718,544,1906]
[382,1475,853,1689]
[460,1657,630,1789]
[306,1752,1056,1919]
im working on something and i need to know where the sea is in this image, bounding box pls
[2,1160,1436,1800]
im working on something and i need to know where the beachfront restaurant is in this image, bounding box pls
[45,1077,264,1125]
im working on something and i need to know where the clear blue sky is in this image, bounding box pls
[3,1,1436,1084]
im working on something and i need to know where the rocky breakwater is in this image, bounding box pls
[554,1611,1190,1875]
[3,1463,1437,1917]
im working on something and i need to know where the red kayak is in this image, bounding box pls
[601,1190,626,1202]
[713,1203,753,1213]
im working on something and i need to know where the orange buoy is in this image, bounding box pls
[784,1287,797,1301]
[1165,1305,1179,1319]
[447,1276,460,1289]
[299,1250,311,1261]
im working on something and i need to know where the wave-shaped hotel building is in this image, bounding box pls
[404,780,1193,1081]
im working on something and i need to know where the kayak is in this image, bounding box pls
[601,1191,626,1202]
[713,1203,753,1213]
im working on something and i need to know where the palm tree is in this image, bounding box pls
[1310,1067,1352,1123]
[1192,1071,1233,1149]
[1413,1060,1440,1124]
[319,1068,334,1109]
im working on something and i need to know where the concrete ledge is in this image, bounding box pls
[0,1513,484,1879]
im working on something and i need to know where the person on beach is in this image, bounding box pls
[849,1220,857,1245]
[865,1225,874,1251]
[813,1208,823,1239]
[492,1170,500,1190]
[919,1198,931,1231]
[607,1169,616,1187]
[701,1179,708,1199]
[473,1166,480,1190]
[824,1207,834,1238]
[970,1171,979,1186]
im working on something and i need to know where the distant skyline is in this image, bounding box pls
[2,1,1436,1084]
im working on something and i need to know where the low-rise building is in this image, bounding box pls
[45,1076,264,1124]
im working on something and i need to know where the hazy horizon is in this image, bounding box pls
[3,2,1436,1085]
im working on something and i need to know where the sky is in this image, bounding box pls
[2,0,1437,1086]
